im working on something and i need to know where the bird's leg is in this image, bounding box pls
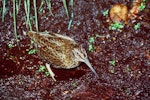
[45,63,56,81]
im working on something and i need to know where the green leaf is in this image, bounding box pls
[68,19,73,30]
[126,66,131,71]
[103,9,109,16]
[38,65,46,72]
[89,37,94,43]
[28,49,36,54]
[134,23,140,30]
[109,60,116,66]
[46,0,53,16]
[63,0,69,18]
[88,44,94,52]
[30,40,34,44]
[8,43,13,49]
[139,2,145,11]
[72,82,77,87]
[69,0,74,8]
[45,71,50,76]
[109,22,124,32]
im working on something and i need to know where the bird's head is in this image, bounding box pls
[72,47,98,77]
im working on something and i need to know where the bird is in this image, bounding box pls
[28,31,98,81]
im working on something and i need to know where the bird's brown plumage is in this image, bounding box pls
[28,31,98,77]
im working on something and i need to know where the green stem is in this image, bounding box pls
[33,0,39,32]
[46,0,53,16]
[24,0,32,31]
[2,0,6,22]
[16,0,21,15]
[13,0,19,45]
[62,0,69,18]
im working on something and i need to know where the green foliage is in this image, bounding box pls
[109,60,116,66]
[46,0,53,16]
[139,0,147,11]
[38,65,46,72]
[30,40,35,44]
[8,43,13,49]
[134,23,140,30]
[126,66,131,71]
[62,0,69,18]
[38,65,50,76]
[70,0,74,8]
[33,0,38,32]
[13,0,19,46]
[109,22,124,32]
[16,0,21,15]
[72,82,77,87]
[68,0,74,30]
[68,18,73,30]
[88,44,94,52]
[124,89,131,94]
[2,0,6,22]
[24,0,32,31]
[103,9,109,16]
[45,71,50,76]
[139,2,145,11]
[88,36,95,52]
[89,37,94,43]
[38,0,44,12]
[28,49,36,54]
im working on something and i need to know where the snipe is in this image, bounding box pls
[28,31,98,80]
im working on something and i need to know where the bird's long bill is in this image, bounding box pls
[84,59,98,77]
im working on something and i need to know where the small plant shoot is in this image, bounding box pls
[139,0,147,11]
[8,43,13,49]
[89,37,94,43]
[109,60,116,66]
[38,65,46,72]
[109,22,124,32]
[88,44,94,52]
[103,9,109,16]
[134,23,141,30]
[28,49,36,54]
[38,65,50,76]
[45,71,50,76]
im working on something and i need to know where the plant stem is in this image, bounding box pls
[38,0,44,12]
[2,0,6,22]
[24,0,32,31]
[33,0,39,32]
[16,0,21,15]
[13,0,19,45]
[46,0,53,16]
[63,0,69,18]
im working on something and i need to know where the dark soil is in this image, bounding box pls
[0,0,150,100]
